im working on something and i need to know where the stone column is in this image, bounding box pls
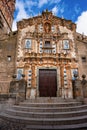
[36,68,39,97]
[57,66,61,97]
[30,64,36,99]
[66,65,73,98]
[60,65,64,97]
[31,65,35,88]
[37,41,39,53]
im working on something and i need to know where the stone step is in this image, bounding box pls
[12,104,87,113]
[24,97,78,103]
[19,102,82,107]
[5,108,87,118]
[1,121,87,130]
[26,123,87,130]
[0,99,87,129]
[1,113,87,125]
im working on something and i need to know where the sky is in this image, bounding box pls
[12,0,87,35]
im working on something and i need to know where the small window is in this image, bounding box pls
[77,36,80,39]
[25,39,31,49]
[7,56,11,61]
[63,40,69,50]
[44,41,51,48]
[82,57,86,62]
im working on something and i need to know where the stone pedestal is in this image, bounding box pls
[9,75,27,104]
[74,79,83,101]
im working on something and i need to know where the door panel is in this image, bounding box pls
[39,69,57,97]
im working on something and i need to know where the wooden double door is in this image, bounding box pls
[39,69,57,97]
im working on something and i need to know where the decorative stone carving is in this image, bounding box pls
[44,22,51,33]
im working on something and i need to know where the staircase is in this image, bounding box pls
[0,97,87,130]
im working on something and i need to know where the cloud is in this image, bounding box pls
[74,4,81,14]
[49,0,61,4]
[59,2,65,15]
[26,0,37,7]
[15,0,29,21]
[38,0,48,8]
[12,0,29,31]
[38,0,61,8]
[76,11,87,35]
[52,6,58,15]
[12,20,17,31]
[60,7,64,14]
[12,0,38,31]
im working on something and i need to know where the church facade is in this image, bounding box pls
[0,1,87,99]
[16,10,87,99]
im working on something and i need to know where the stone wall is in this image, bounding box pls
[0,32,17,94]
[76,33,87,79]
[0,0,15,32]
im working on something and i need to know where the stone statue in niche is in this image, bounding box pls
[44,22,51,33]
